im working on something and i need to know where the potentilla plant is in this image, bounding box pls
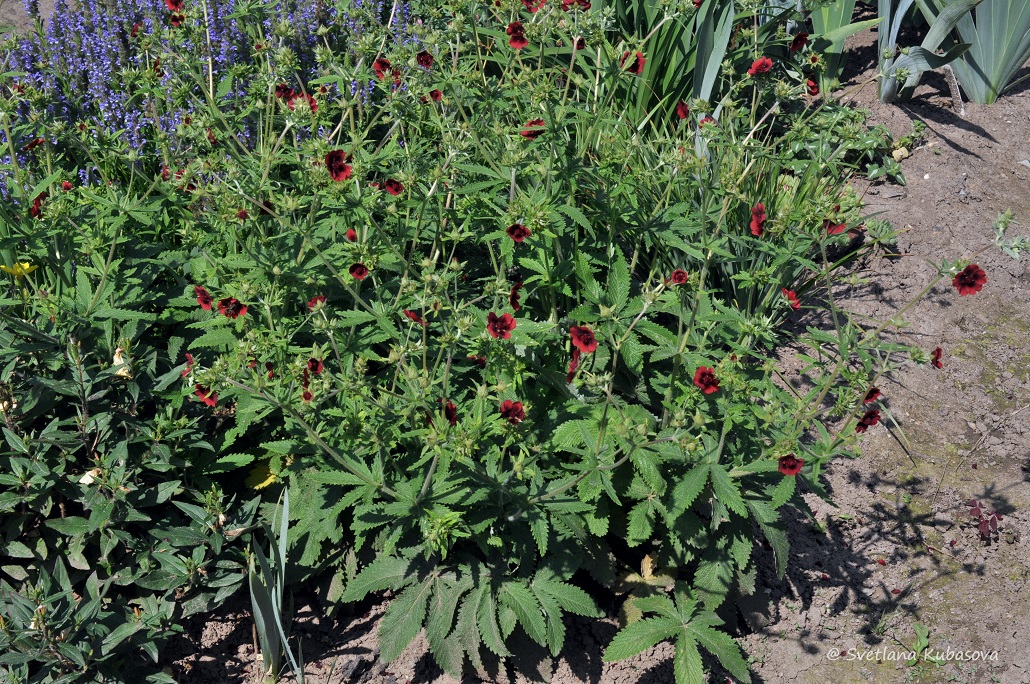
[3,1,1016,682]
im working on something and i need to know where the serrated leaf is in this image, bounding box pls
[378,579,432,662]
[694,547,734,609]
[602,616,678,662]
[476,588,511,657]
[339,555,416,602]
[687,623,751,682]
[532,572,601,618]
[668,464,709,518]
[189,327,238,349]
[770,474,796,509]
[708,465,747,517]
[499,582,546,647]
[673,634,704,684]
[627,500,656,547]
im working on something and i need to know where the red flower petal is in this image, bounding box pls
[693,366,719,394]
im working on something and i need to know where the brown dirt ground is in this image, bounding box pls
[4,1,1028,681]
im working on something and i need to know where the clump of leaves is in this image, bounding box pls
[966,498,1003,541]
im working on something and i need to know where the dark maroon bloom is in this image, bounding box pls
[567,347,581,382]
[931,346,943,369]
[383,178,404,196]
[275,83,294,99]
[863,387,881,404]
[164,0,183,10]
[29,192,46,219]
[169,11,184,26]
[442,400,458,426]
[782,288,800,310]
[403,309,426,325]
[325,150,353,182]
[507,223,531,243]
[344,228,357,242]
[307,295,326,310]
[237,209,249,220]
[195,286,213,311]
[669,269,689,285]
[507,22,529,50]
[509,282,524,312]
[372,57,392,80]
[693,366,719,394]
[699,116,717,127]
[621,51,646,75]
[416,50,434,68]
[266,362,275,379]
[675,100,690,120]
[855,409,881,433]
[468,355,487,369]
[182,353,194,377]
[308,358,323,375]
[350,263,369,281]
[693,0,702,7]
[427,89,443,102]
[194,384,217,407]
[570,326,597,353]
[218,297,248,319]
[500,399,526,424]
[575,37,586,50]
[287,92,318,113]
[206,128,218,146]
[520,118,546,139]
[60,180,73,192]
[750,203,767,236]
[778,454,804,476]
[130,22,142,37]
[523,0,546,11]
[248,357,258,370]
[487,312,517,339]
[561,0,590,9]
[748,56,773,76]
[953,264,987,296]
[789,32,809,53]
[22,137,44,151]
[824,219,847,235]
[806,79,819,96]
[302,390,313,403]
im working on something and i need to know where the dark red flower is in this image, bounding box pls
[675,100,690,120]
[350,263,369,280]
[520,118,546,139]
[26,191,46,219]
[169,12,184,26]
[782,288,800,310]
[789,32,809,53]
[509,282,524,312]
[416,50,434,68]
[824,219,847,235]
[194,384,217,407]
[403,309,426,326]
[931,346,943,369]
[165,0,183,10]
[575,37,586,50]
[863,387,881,404]
[195,286,213,310]
[487,312,516,339]
[307,295,326,310]
[22,137,44,151]
[806,79,819,96]
[307,358,323,375]
[342,229,356,243]
[693,0,702,7]
[383,178,404,196]
[750,202,766,236]
[302,390,313,403]
[507,223,531,243]
[275,83,294,99]
[669,269,689,285]
[570,326,597,353]
[567,347,581,381]
[507,22,529,50]
[560,0,590,10]
[325,150,353,182]
[182,353,195,377]
[218,297,248,319]
[206,128,218,146]
[237,209,249,220]
[130,22,141,37]
[953,264,987,296]
[248,357,259,370]
[372,57,392,80]
[427,89,443,102]
[161,166,171,181]
[500,399,526,424]
[287,92,318,113]
[809,54,820,65]
[748,56,774,76]
[778,454,804,476]
[693,366,719,394]
[468,355,487,369]
[266,362,275,379]
[699,116,717,127]
[523,0,546,11]
[855,409,881,433]
[621,51,646,75]
[441,399,458,426]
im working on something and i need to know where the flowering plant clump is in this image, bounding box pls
[2,0,1024,682]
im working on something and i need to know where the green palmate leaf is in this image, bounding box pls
[339,554,417,602]
[378,577,432,662]
[499,581,547,647]
[686,619,751,682]
[602,616,679,661]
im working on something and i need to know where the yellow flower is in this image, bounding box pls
[245,462,277,490]
[0,262,39,279]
